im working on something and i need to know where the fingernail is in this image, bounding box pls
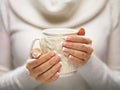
[77,28,85,35]
[53,50,57,54]
[31,48,41,58]
[63,47,69,52]
[58,54,62,58]
[62,42,67,46]
[56,63,61,68]
[64,52,69,57]
[61,41,64,46]
[59,62,63,66]
[64,36,71,40]
[55,55,61,61]
[69,55,74,60]
[57,72,60,76]
[50,51,55,57]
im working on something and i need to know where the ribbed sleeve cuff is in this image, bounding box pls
[77,54,120,90]
[14,65,41,90]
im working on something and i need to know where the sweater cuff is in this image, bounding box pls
[14,65,41,90]
[77,54,109,89]
[78,53,107,75]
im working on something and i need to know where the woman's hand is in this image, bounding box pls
[26,49,62,83]
[62,28,93,67]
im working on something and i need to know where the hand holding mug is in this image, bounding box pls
[26,28,93,83]
[26,50,62,83]
[62,28,93,67]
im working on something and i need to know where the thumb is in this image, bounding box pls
[77,28,85,35]
[30,48,42,59]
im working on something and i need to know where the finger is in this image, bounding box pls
[32,55,61,77]
[62,42,93,54]
[65,35,92,44]
[36,63,61,82]
[26,51,55,70]
[63,47,89,60]
[42,62,61,80]
[77,28,85,35]
[68,55,87,67]
[30,48,42,59]
[46,72,59,83]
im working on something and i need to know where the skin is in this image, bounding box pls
[26,28,93,83]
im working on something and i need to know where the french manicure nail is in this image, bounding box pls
[31,48,41,58]
[63,47,69,52]
[65,36,71,40]
[59,62,63,66]
[50,51,55,56]
[62,42,67,46]
[58,54,61,58]
[69,55,74,60]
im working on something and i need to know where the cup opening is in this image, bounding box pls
[42,28,77,36]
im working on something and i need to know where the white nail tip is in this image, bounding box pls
[62,47,66,51]
[59,62,63,65]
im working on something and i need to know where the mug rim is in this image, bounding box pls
[42,28,78,36]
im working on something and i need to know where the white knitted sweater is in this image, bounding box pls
[0,0,120,90]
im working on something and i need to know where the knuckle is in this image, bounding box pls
[81,59,87,64]
[90,48,94,53]
[33,60,38,65]
[54,75,59,81]
[81,52,86,58]
[87,45,93,54]
[27,59,38,68]
[87,54,91,60]
[78,61,84,66]
[88,38,92,44]
[29,72,34,77]
[86,55,90,60]
[89,47,94,54]
[26,64,30,69]
[26,61,33,69]
[85,37,92,44]
[35,76,40,82]
[26,60,32,67]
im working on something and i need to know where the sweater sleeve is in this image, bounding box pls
[0,65,41,90]
[0,0,40,90]
[78,0,120,90]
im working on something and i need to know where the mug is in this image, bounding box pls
[31,28,78,76]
